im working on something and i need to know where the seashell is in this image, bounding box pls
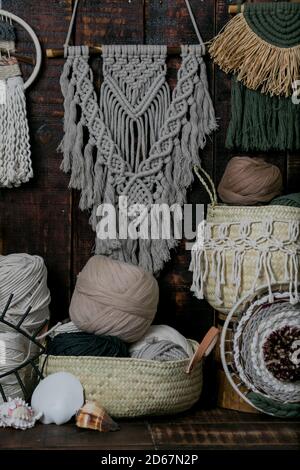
[0,397,42,430]
[31,372,84,425]
[76,401,119,432]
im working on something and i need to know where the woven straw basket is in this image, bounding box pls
[40,327,219,418]
[190,167,300,318]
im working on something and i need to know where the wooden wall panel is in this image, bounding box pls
[0,0,299,341]
[0,0,73,322]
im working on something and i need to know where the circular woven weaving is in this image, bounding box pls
[221,286,300,417]
[244,2,300,48]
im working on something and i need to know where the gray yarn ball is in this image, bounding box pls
[131,340,189,362]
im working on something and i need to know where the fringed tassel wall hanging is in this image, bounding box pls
[226,76,300,152]
[59,0,217,273]
[209,2,300,152]
[0,18,32,187]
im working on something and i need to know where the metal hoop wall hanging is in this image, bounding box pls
[0,8,42,89]
[220,283,300,416]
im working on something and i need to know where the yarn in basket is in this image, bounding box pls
[269,193,300,208]
[70,255,159,342]
[46,332,129,358]
[131,340,189,362]
[129,324,194,358]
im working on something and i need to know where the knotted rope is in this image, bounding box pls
[59,0,217,273]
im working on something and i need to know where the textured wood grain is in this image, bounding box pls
[150,422,300,450]
[287,153,300,193]
[0,408,299,450]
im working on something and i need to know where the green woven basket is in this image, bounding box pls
[40,328,218,418]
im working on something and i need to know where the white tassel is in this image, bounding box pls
[0,77,32,188]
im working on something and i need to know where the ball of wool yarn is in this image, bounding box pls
[263,326,300,382]
[46,332,129,358]
[269,193,300,208]
[69,255,159,343]
[131,340,189,362]
[129,324,194,358]
[217,156,283,205]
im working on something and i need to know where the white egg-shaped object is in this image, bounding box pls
[31,372,84,425]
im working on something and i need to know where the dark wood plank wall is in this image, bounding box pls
[0,0,299,343]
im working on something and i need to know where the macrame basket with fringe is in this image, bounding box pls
[39,328,218,418]
[190,167,300,319]
[220,286,300,418]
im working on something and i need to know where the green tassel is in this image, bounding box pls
[226,77,300,152]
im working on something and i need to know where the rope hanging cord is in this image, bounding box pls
[46,0,205,57]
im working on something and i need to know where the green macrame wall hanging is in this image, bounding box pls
[209,2,300,152]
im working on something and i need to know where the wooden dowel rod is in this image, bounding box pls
[0,51,35,65]
[46,45,182,58]
[228,4,244,14]
[15,54,35,65]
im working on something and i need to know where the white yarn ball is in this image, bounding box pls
[31,372,84,425]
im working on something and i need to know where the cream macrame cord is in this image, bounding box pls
[0,9,42,187]
[190,168,300,311]
[59,0,217,273]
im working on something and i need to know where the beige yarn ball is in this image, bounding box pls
[69,256,159,342]
[217,156,283,205]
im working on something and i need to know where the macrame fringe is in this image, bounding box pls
[0,77,32,188]
[226,77,300,152]
[59,45,217,273]
[100,82,171,168]
[190,219,300,306]
[209,13,300,97]
[173,51,218,206]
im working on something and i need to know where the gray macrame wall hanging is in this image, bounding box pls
[0,9,42,188]
[59,0,217,273]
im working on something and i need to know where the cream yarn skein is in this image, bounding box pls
[70,256,159,342]
[0,254,50,402]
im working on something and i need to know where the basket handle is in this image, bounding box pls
[186,327,219,374]
[193,165,218,206]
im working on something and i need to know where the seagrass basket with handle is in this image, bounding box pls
[40,327,219,418]
[190,166,300,319]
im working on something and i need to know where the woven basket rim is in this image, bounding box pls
[207,204,300,222]
[41,339,200,368]
[208,203,300,212]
